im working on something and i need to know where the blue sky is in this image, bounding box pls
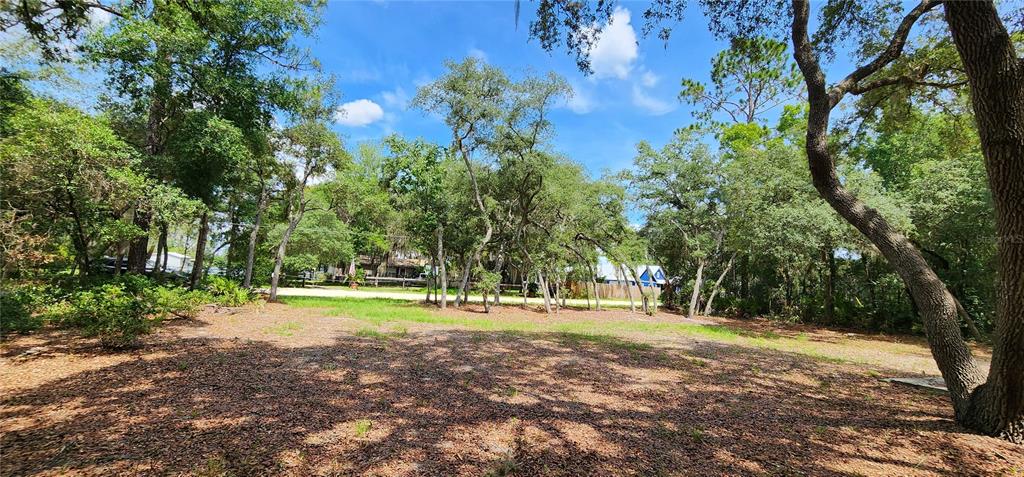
[307,1,731,177]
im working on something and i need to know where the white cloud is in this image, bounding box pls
[631,85,675,115]
[564,82,596,114]
[381,87,410,109]
[640,70,660,88]
[468,47,488,62]
[587,7,638,80]
[88,7,113,28]
[334,99,385,127]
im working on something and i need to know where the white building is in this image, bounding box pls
[596,256,667,287]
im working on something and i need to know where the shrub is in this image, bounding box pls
[63,282,157,348]
[148,286,211,319]
[203,276,255,307]
[0,285,47,334]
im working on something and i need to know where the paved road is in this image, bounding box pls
[268,286,636,308]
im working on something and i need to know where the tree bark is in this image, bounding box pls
[591,268,601,311]
[740,254,750,299]
[688,259,705,319]
[188,211,209,289]
[126,211,151,274]
[427,253,435,303]
[791,0,988,431]
[556,273,562,311]
[243,186,268,288]
[824,247,836,323]
[539,270,552,313]
[943,1,1024,442]
[454,138,493,307]
[704,252,735,316]
[269,208,305,301]
[437,225,447,309]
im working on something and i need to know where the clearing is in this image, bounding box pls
[1,299,1019,476]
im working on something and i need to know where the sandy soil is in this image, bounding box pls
[1,303,1019,476]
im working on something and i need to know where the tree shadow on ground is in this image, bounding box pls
[1,328,1018,476]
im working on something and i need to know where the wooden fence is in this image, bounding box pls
[567,282,661,300]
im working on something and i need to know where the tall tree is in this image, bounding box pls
[413,57,508,307]
[680,36,801,127]
[529,0,1023,440]
[624,130,725,318]
[268,118,346,301]
[381,136,457,309]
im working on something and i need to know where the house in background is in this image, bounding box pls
[596,256,667,287]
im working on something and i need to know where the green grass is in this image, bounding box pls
[354,419,372,437]
[280,296,860,364]
[264,321,302,337]
[355,326,408,341]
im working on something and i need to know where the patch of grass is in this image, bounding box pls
[264,321,302,337]
[281,297,871,366]
[557,332,653,352]
[495,385,518,398]
[685,356,708,367]
[353,419,372,437]
[689,426,706,444]
[355,328,390,340]
[389,326,408,338]
[197,455,232,477]
[355,326,409,341]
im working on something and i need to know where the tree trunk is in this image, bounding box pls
[952,294,984,342]
[126,211,151,274]
[740,254,750,299]
[243,187,268,288]
[224,203,239,273]
[591,270,601,311]
[824,247,836,323]
[585,281,591,310]
[127,54,169,275]
[539,270,552,314]
[113,247,123,276]
[437,225,447,310]
[454,141,493,307]
[943,1,1024,442]
[623,273,636,313]
[553,274,561,313]
[154,224,167,274]
[688,259,705,319]
[791,0,988,433]
[269,215,302,302]
[704,253,735,316]
[188,211,209,290]
[427,253,435,303]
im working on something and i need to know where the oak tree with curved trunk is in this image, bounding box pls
[790,0,1021,442]
[529,0,1022,441]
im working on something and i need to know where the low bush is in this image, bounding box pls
[60,282,158,348]
[149,286,211,319]
[0,285,48,334]
[4,274,248,347]
[203,276,256,307]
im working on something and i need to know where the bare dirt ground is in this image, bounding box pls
[1,303,1020,476]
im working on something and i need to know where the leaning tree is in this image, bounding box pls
[528,0,1022,441]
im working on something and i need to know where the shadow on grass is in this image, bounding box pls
[1,327,1014,476]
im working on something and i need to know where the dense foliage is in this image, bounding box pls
[0,2,1013,344]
